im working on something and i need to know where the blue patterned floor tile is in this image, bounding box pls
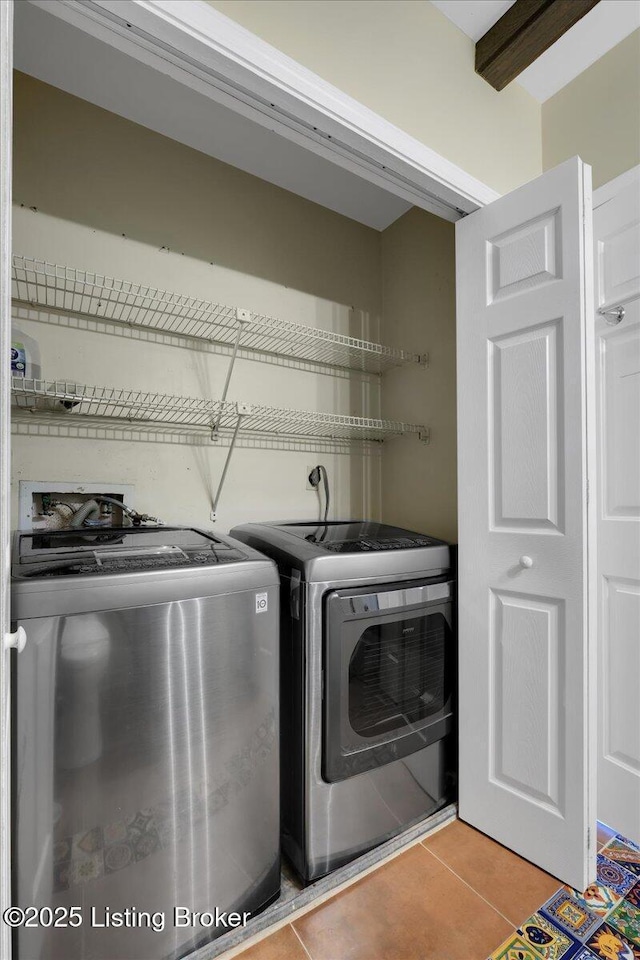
[597,854,637,897]
[538,890,603,943]
[540,889,601,941]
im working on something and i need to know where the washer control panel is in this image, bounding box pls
[323,535,435,553]
[14,527,247,577]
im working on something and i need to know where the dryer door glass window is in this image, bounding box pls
[348,612,447,739]
[323,585,454,783]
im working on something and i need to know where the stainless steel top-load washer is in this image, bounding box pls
[230,520,456,882]
[11,526,280,960]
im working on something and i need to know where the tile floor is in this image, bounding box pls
[229,821,640,960]
[488,826,640,959]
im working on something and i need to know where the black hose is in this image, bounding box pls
[320,465,330,524]
[308,464,330,524]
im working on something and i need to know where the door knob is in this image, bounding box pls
[519,556,534,569]
[598,305,625,325]
[4,626,27,653]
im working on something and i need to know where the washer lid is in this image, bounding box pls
[13,526,248,577]
[268,520,443,553]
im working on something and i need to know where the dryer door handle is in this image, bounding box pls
[334,580,453,618]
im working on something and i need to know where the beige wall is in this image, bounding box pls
[380,208,457,543]
[543,29,640,189]
[11,73,385,532]
[207,0,542,196]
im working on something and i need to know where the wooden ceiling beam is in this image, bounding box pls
[476,0,601,92]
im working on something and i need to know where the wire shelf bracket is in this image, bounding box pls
[211,310,251,440]
[211,403,249,520]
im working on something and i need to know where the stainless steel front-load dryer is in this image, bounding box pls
[11,526,280,960]
[231,520,456,882]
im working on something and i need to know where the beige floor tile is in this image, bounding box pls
[422,820,561,927]
[234,924,309,960]
[292,842,512,960]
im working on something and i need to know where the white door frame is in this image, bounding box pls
[0,2,13,956]
[27,0,500,221]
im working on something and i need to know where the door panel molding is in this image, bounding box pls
[602,577,640,773]
[490,590,564,814]
[601,311,640,520]
[487,208,562,303]
[489,319,563,533]
[597,221,640,308]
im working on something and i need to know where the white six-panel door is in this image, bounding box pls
[456,157,597,891]
[594,167,640,846]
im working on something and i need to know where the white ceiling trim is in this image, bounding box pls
[28,0,499,220]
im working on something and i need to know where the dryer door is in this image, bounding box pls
[323,579,455,783]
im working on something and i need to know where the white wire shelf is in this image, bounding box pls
[12,256,424,374]
[11,379,428,444]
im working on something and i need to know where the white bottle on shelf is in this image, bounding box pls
[10,324,41,380]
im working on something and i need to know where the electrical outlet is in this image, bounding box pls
[306,465,318,491]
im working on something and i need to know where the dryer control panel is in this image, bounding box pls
[274,521,442,553]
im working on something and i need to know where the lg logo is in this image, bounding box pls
[255,593,268,614]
